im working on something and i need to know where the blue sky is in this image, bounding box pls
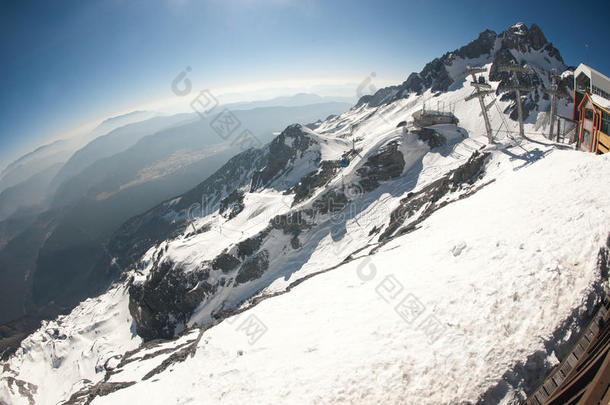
[1,0,609,168]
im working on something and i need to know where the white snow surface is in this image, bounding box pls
[591,94,610,110]
[87,148,610,405]
[0,284,141,404]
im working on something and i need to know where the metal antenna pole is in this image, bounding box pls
[547,69,558,140]
[460,65,495,143]
[585,44,590,65]
[543,69,568,141]
[516,87,525,137]
[500,64,533,138]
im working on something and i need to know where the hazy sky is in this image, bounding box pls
[1,0,609,168]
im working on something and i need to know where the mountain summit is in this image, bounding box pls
[357,23,571,121]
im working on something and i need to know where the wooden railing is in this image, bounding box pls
[597,131,610,154]
[525,298,610,405]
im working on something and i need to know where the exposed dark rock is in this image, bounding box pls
[290,236,301,249]
[355,86,401,108]
[357,29,499,107]
[141,344,192,381]
[271,211,311,236]
[305,119,322,130]
[423,58,453,92]
[237,235,265,259]
[396,121,407,128]
[379,151,490,241]
[598,234,610,280]
[251,124,314,191]
[313,190,349,214]
[291,160,342,204]
[413,128,447,148]
[526,24,547,51]
[501,23,528,52]
[235,250,269,285]
[485,24,560,121]
[107,23,571,351]
[544,42,563,64]
[212,253,240,273]
[128,258,214,340]
[61,380,136,404]
[401,73,425,96]
[357,140,405,192]
[520,92,540,121]
[1,376,37,405]
[45,328,67,340]
[489,48,516,83]
[454,29,498,59]
[219,190,245,220]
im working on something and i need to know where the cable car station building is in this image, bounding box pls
[573,63,610,154]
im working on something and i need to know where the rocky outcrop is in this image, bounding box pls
[128,258,214,340]
[211,253,240,273]
[379,151,490,241]
[355,23,568,124]
[501,23,560,58]
[454,29,498,60]
[291,159,343,204]
[250,124,314,191]
[237,235,265,259]
[355,85,401,108]
[235,250,270,285]
[357,141,406,192]
[1,376,37,405]
[401,73,425,96]
[413,128,447,148]
[219,190,245,220]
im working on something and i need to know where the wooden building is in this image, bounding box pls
[575,93,610,154]
[573,64,610,154]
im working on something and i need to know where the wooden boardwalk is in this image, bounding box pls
[525,298,610,405]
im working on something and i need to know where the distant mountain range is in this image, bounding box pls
[0,111,160,195]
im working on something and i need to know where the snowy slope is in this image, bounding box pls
[60,146,610,405]
[1,23,608,405]
[4,118,608,405]
[0,284,141,405]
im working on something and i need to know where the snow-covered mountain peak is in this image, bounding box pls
[509,21,528,34]
[357,22,569,119]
